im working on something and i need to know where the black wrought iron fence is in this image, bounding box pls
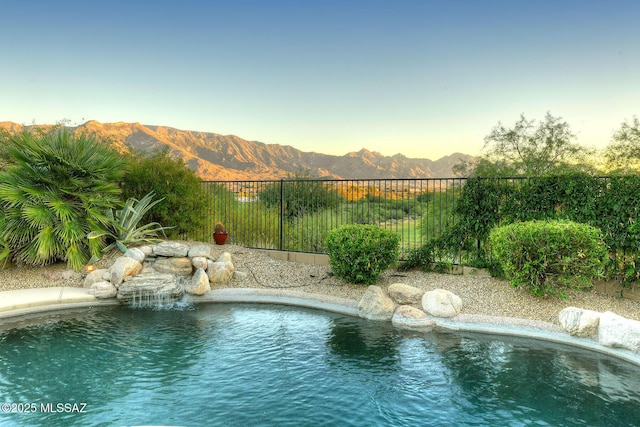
[188,178,465,259]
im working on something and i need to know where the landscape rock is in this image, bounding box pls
[83,268,109,288]
[191,256,208,270]
[388,283,423,304]
[598,311,640,353]
[218,252,233,263]
[153,241,189,257]
[91,281,117,299]
[124,247,146,264]
[207,260,235,283]
[117,272,183,304]
[358,285,396,321]
[185,268,211,296]
[233,271,248,280]
[138,245,154,257]
[391,305,435,332]
[188,244,212,258]
[422,289,462,318]
[109,256,143,287]
[559,307,600,337]
[153,257,193,276]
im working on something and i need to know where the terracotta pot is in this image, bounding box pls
[213,232,228,245]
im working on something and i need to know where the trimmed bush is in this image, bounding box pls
[326,224,399,285]
[489,220,607,298]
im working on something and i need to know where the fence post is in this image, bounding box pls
[279,179,284,251]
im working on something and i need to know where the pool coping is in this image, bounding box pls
[1,286,639,367]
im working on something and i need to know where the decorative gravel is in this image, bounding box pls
[1,244,639,326]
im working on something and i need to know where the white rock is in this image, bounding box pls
[185,268,211,296]
[358,285,396,321]
[109,256,143,287]
[422,289,462,318]
[153,257,193,276]
[91,281,117,299]
[598,311,640,352]
[559,307,600,337]
[124,247,146,263]
[207,260,235,283]
[188,244,212,258]
[84,268,109,288]
[153,241,189,257]
[191,256,208,270]
[388,283,423,304]
[392,305,435,332]
[218,251,233,263]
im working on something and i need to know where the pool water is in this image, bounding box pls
[0,304,639,426]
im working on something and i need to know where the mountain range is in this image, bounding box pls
[0,121,473,180]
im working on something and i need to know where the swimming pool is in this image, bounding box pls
[0,304,639,426]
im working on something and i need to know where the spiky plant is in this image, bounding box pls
[0,129,125,270]
[88,191,174,253]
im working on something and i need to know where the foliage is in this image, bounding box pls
[489,220,608,298]
[326,224,400,285]
[500,173,601,224]
[120,149,207,238]
[87,192,173,253]
[259,173,343,221]
[0,129,125,269]
[458,112,591,177]
[399,239,451,273]
[604,116,640,172]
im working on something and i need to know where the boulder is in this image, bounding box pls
[124,247,146,264]
[207,260,235,283]
[559,307,600,337]
[391,305,435,332]
[598,311,640,352]
[358,286,396,321]
[153,257,193,276]
[138,245,154,257]
[84,268,109,288]
[116,272,183,304]
[191,256,208,270]
[218,252,233,263]
[234,271,248,281]
[185,268,211,296]
[91,281,117,299]
[109,256,143,287]
[188,244,212,258]
[422,289,462,318]
[388,283,423,304]
[153,241,189,257]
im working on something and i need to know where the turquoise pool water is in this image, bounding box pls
[0,304,639,426]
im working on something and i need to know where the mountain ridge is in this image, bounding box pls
[0,121,474,180]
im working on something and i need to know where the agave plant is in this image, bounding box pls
[0,129,125,270]
[88,191,174,253]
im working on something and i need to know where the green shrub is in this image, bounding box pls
[88,191,173,253]
[489,220,608,298]
[0,129,125,269]
[120,149,207,238]
[326,224,399,285]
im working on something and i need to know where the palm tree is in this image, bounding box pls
[0,129,125,270]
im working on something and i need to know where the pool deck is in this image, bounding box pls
[1,286,639,367]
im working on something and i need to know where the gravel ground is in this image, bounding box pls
[1,244,639,326]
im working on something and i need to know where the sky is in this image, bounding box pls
[1,0,639,160]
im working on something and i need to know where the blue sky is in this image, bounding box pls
[1,0,638,159]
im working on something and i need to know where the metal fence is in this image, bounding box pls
[190,178,465,259]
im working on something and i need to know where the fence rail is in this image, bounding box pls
[188,178,465,259]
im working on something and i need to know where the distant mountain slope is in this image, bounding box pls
[0,121,474,180]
